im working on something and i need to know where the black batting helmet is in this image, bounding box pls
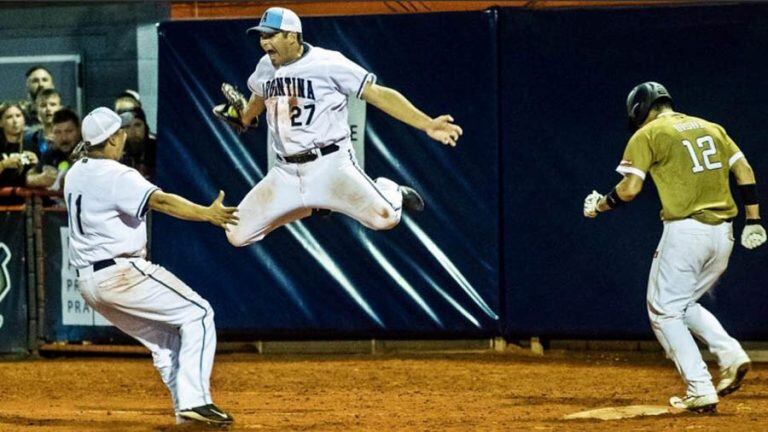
[626,82,672,130]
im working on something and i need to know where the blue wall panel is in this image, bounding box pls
[146,4,768,341]
[500,5,768,338]
[155,11,500,337]
[0,211,28,354]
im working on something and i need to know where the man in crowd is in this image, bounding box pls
[26,108,81,191]
[22,65,56,128]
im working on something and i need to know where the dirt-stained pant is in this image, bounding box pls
[77,257,216,411]
[647,219,748,397]
[226,141,403,247]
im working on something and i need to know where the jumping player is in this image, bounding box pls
[65,107,238,426]
[583,82,765,412]
[218,7,463,246]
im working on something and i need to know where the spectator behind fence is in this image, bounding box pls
[1,102,39,184]
[26,88,62,157]
[118,107,156,180]
[114,89,142,112]
[22,65,56,129]
[26,108,81,192]
[0,102,39,204]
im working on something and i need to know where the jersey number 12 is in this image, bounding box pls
[682,135,722,173]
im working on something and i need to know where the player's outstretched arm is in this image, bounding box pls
[731,157,766,249]
[148,190,239,228]
[361,83,462,147]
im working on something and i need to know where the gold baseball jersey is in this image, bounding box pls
[615,112,744,224]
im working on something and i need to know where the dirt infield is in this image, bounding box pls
[0,349,766,431]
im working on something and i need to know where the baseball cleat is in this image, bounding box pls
[178,403,234,425]
[669,394,718,413]
[400,186,425,212]
[312,208,332,217]
[717,358,751,397]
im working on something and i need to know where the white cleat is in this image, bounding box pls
[669,393,718,413]
[717,358,751,397]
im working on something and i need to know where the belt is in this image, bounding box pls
[93,258,117,271]
[76,258,117,277]
[279,143,340,164]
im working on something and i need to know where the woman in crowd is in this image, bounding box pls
[118,107,156,180]
[0,101,38,187]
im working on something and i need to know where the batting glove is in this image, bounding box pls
[741,221,767,249]
[583,190,603,218]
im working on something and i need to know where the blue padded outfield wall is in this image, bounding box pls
[148,4,768,340]
[154,11,500,338]
[500,5,768,339]
[0,212,27,353]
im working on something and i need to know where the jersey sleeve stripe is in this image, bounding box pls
[356,73,377,99]
[728,151,744,167]
[137,187,159,219]
[615,165,646,180]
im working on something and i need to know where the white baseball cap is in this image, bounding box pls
[81,107,130,146]
[246,7,302,35]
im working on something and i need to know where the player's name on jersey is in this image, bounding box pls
[263,77,316,100]
[673,120,703,132]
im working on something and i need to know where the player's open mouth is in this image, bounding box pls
[266,49,277,55]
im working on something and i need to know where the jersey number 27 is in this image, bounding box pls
[290,104,316,127]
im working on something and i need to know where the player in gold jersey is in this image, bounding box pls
[583,82,766,412]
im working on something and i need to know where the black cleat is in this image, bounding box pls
[178,403,234,425]
[311,208,333,217]
[400,186,425,212]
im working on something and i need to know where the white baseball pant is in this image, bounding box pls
[77,257,217,411]
[646,218,748,397]
[226,141,403,247]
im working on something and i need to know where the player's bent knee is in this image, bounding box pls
[226,226,257,247]
[366,216,399,231]
[365,206,400,231]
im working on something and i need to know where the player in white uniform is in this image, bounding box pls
[222,7,463,247]
[64,107,238,426]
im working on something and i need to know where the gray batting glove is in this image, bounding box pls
[583,190,602,218]
[741,222,767,249]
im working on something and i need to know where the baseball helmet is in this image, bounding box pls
[626,82,672,130]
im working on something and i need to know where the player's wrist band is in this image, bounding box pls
[605,188,627,209]
[739,183,759,205]
[746,218,762,225]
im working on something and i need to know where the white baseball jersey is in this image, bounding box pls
[247,43,376,157]
[64,158,159,268]
[66,156,219,413]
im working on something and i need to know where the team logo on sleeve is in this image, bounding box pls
[620,159,634,167]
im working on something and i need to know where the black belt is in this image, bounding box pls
[279,143,340,164]
[93,258,117,271]
[76,258,116,277]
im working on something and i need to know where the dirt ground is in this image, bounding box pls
[0,349,766,432]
